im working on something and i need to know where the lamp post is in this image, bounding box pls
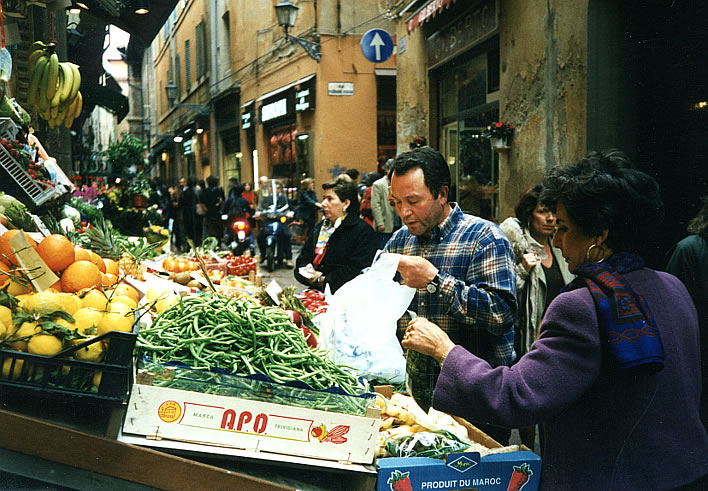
[274,1,321,62]
[164,81,210,115]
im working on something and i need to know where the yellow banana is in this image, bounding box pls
[58,63,73,103]
[50,69,64,108]
[46,53,59,100]
[27,49,46,71]
[30,41,48,53]
[27,56,49,107]
[38,59,52,111]
[72,91,83,118]
[66,63,81,105]
[50,104,59,120]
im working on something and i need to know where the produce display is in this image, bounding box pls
[27,41,83,128]
[136,294,362,394]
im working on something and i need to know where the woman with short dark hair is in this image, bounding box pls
[402,150,708,489]
[294,175,377,293]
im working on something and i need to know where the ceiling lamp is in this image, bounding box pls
[133,0,149,15]
[75,1,89,9]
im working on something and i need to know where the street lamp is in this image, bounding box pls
[165,81,210,115]
[274,1,321,62]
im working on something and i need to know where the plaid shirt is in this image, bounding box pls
[385,204,517,409]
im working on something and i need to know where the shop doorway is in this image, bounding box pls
[589,0,708,268]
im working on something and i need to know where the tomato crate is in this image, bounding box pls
[0,142,54,209]
[0,324,138,403]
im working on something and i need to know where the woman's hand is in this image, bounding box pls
[402,317,455,363]
[521,252,539,273]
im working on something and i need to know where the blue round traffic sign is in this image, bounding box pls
[361,29,394,63]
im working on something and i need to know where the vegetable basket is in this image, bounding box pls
[0,142,54,209]
[0,324,138,403]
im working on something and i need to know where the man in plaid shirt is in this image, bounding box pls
[384,146,517,443]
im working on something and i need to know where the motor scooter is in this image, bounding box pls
[255,179,293,272]
[222,213,254,256]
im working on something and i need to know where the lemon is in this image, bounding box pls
[93,370,103,388]
[15,294,33,310]
[55,317,75,329]
[110,295,138,309]
[0,305,11,328]
[27,334,63,356]
[108,301,134,320]
[57,293,82,315]
[72,308,104,335]
[1,358,24,380]
[145,287,170,303]
[155,294,179,314]
[81,288,109,311]
[73,337,105,362]
[7,321,39,351]
[0,322,6,340]
[26,290,67,315]
[7,277,31,296]
[97,311,133,335]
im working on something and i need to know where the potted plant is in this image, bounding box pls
[483,121,514,149]
[127,173,151,208]
[102,133,148,175]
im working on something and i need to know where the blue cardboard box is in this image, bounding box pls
[377,451,541,491]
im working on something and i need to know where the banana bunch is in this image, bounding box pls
[27,41,83,129]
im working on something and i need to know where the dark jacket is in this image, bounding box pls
[295,189,319,224]
[201,185,225,219]
[295,212,378,293]
[434,269,708,490]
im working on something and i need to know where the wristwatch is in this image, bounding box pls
[426,273,441,294]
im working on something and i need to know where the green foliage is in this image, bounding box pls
[126,172,152,199]
[102,132,148,174]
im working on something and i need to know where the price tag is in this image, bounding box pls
[30,214,51,237]
[265,280,282,305]
[0,222,8,235]
[10,231,58,292]
[190,271,210,287]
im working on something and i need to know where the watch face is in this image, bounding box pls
[426,283,437,294]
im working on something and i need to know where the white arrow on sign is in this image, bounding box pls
[370,32,385,61]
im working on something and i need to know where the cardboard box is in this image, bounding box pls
[377,451,541,491]
[123,384,380,464]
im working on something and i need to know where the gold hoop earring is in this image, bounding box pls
[586,243,606,263]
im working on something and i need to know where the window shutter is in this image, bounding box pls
[175,54,181,97]
[185,40,191,91]
[195,25,201,79]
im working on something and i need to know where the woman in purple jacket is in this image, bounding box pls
[402,150,708,490]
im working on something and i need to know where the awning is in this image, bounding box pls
[406,0,457,34]
[256,74,316,102]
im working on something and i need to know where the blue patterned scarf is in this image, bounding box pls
[562,252,665,372]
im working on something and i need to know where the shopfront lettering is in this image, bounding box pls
[261,98,288,123]
[295,88,311,111]
[426,0,497,69]
[220,409,268,434]
[241,111,252,130]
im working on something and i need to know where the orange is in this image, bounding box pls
[74,247,91,262]
[101,273,118,286]
[61,261,102,293]
[110,283,139,304]
[104,258,119,276]
[0,230,38,266]
[88,251,106,273]
[162,256,175,272]
[0,261,10,287]
[48,279,63,292]
[37,234,75,273]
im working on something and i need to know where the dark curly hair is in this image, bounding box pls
[390,146,451,201]
[687,195,708,239]
[540,149,664,253]
[514,184,544,229]
[322,175,360,213]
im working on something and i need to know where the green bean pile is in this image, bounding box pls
[137,294,363,395]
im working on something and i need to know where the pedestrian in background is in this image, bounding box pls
[402,150,708,489]
[294,175,377,293]
[179,176,200,249]
[358,172,379,229]
[666,193,708,430]
[169,176,186,252]
[201,175,225,240]
[242,182,256,208]
[372,158,396,249]
[500,184,573,449]
[295,177,320,236]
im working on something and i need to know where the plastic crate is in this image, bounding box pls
[0,141,54,209]
[0,324,138,403]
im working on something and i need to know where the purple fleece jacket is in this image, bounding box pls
[434,268,708,490]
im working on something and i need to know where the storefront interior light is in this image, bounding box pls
[133,0,150,14]
[67,3,81,14]
[173,135,184,143]
[297,133,309,140]
[196,128,204,134]
[161,151,168,161]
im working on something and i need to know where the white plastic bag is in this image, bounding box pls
[315,253,415,383]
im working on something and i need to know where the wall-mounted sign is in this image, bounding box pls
[328,82,354,96]
[295,87,314,112]
[241,111,253,130]
[361,29,395,63]
[183,138,193,155]
[261,97,288,123]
